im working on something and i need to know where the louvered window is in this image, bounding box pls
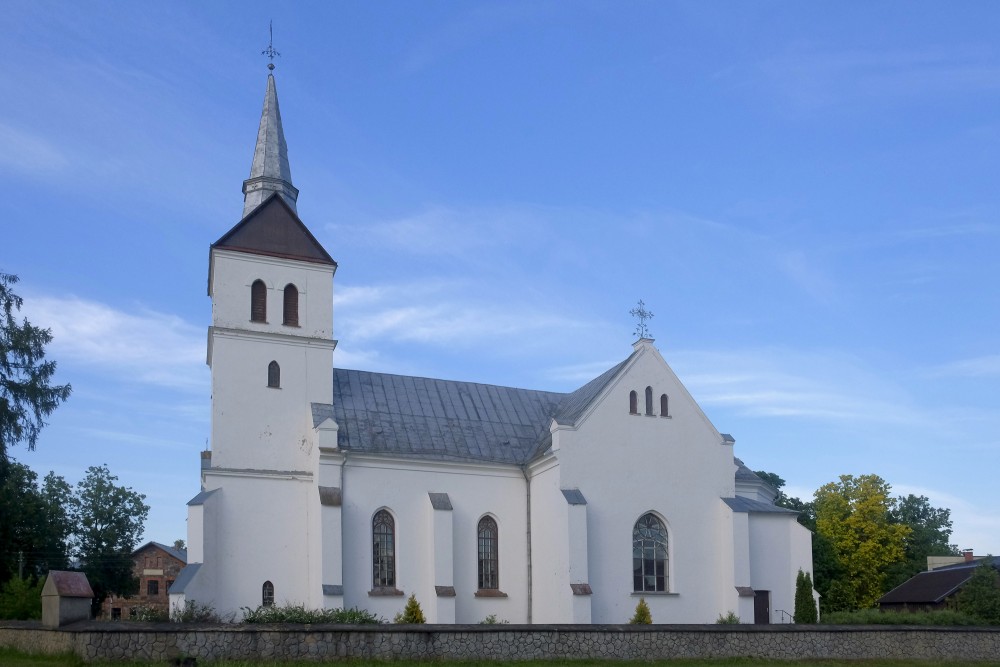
[283,284,299,326]
[251,280,267,322]
[267,361,280,388]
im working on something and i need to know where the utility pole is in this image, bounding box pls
[18,550,24,579]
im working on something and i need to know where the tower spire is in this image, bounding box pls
[242,26,298,219]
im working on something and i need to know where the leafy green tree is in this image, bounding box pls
[793,569,817,623]
[0,574,44,619]
[814,474,909,609]
[629,597,652,624]
[883,494,959,592]
[957,558,1000,625]
[0,272,72,461]
[72,464,149,616]
[394,594,426,623]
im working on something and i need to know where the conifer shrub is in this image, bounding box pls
[0,576,44,620]
[393,594,426,624]
[628,597,652,624]
[794,569,818,624]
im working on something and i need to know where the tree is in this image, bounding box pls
[629,597,652,624]
[0,272,72,462]
[72,464,149,616]
[884,494,959,591]
[793,569,817,624]
[0,461,72,585]
[957,557,1000,625]
[394,594,426,623]
[173,539,186,551]
[813,474,910,609]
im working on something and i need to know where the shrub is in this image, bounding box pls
[794,569,818,624]
[628,597,652,624]
[130,604,169,622]
[172,600,223,623]
[0,576,44,620]
[822,608,980,625]
[393,594,426,624]
[479,613,509,624]
[716,610,741,624]
[241,603,382,624]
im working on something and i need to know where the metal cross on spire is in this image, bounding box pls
[629,299,654,340]
[262,21,280,71]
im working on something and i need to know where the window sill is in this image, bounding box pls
[282,323,301,328]
[631,591,678,596]
[368,587,404,597]
[474,589,508,598]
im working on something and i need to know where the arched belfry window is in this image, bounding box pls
[251,280,267,322]
[629,391,638,415]
[372,509,396,589]
[262,581,274,607]
[645,386,654,415]
[660,394,669,417]
[283,284,299,326]
[633,513,668,592]
[267,361,280,388]
[478,516,499,590]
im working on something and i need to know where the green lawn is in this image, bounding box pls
[5,651,1000,667]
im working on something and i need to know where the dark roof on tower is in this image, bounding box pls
[212,193,335,266]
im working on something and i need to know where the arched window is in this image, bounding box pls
[660,394,669,417]
[372,509,395,589]
[478,516,499,590]
[262,581,274,607]
[283,284,299,326]
[267,361,280,388]
[629,390,638,415]
[251,279,267,322]
[633,513,668,592]
[645,386,654,415]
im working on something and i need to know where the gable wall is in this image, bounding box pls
[552,345,737,623]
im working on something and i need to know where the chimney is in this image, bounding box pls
[964,549,974,562]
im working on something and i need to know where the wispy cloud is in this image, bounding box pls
[0,121,69,173]
[23,294,206,392]
[928,354,1000,378]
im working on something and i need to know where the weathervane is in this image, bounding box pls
[262,21,280,70]
[629,299,654,340]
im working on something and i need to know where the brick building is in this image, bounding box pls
[104,541,187,619]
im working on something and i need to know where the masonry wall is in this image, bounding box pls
[3,622,1000,663]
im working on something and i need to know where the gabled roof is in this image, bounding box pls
[331,368,566,465]
[878,557,1000,605]
[552,353,636,426]
[136,541,187,564]
[212,193,335,266]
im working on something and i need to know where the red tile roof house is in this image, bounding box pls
[101,541,187,620]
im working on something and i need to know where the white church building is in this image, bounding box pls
[170,70,814,625]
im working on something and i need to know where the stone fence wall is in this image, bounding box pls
[3,621,1000,663]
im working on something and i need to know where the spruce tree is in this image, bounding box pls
[394,594,426,623]
[629,597,652,624]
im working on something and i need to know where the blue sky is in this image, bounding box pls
[3,1,999,555]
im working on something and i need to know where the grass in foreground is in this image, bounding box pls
[5,652,1000,667]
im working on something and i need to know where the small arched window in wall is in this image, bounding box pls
[629,390,638,415]
[645,386,654,415]
[660,394,669,417]
[372,509,396,589]
[267,361,280,388]
[283,284,299,326]
[251,279,267,323]
[478,516,499,590]
[262,581,274,607]
[633,513,668,592]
